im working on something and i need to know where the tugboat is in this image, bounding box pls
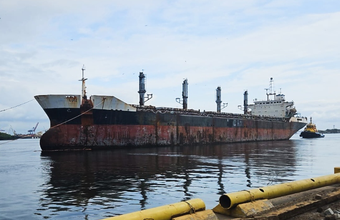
[300,117,325,138]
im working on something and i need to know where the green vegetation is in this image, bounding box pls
[0,132,19,140]
[318,129,340,134]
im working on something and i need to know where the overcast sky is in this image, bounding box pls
[1,0,340,134]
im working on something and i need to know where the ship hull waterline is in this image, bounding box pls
[300,131,325,138]
[40,110,306,151]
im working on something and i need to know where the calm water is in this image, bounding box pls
[0,133,339,219]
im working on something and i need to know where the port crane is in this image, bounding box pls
[28,123,39,135]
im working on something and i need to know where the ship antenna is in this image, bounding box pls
[80,65,88,99]
[267,77,275,100]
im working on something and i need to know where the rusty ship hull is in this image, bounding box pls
[35,94,306,151]
[35,71,307,151]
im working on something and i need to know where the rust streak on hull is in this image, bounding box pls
[35,75,308,151]
[40,120,304,151]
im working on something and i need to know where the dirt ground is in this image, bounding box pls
[288,199,340,220]
[210,184,340,220]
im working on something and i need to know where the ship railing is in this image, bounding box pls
[134,105,287,122]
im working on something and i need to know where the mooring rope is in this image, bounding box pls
[50,99,106,129]
[0,99,35,113]
[184,201,196,214]
[0,139,18,145]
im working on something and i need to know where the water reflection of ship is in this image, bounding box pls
[39,141,297,213]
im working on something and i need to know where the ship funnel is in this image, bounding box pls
[215,86,228,112]
[216,87,222,112]
[138,71,153,106]
[138,72,146,106]
[244,90,248,114]
[182,79,188,110]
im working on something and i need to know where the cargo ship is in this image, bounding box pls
[35,68,307,151]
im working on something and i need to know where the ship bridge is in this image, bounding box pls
[248,99,295,118]
[247,78,296,118]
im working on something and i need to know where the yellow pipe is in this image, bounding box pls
[103,198,205,220]
[334,167,340,173]
[172,209,218,220]
[219,172,340,209]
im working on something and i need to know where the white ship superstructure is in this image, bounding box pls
[247,78,297,118]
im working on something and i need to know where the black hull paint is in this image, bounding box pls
[40,107,307,151]
[300,131,325,138]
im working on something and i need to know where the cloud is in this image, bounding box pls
[0,0,340,133]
